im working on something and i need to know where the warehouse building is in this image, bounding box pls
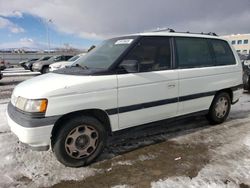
[222,34,250,54]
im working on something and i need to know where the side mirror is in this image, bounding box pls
[119,60,139,73]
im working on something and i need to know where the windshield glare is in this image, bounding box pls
[73,36,137,69]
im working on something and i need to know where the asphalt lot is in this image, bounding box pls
[0,68,250,188]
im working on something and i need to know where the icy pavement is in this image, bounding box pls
[0,102,98,188]
[2,68,40,76]
[0,68,38,100]
[151,93,250,188]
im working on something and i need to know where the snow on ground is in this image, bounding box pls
[111,185,132,188]
[151,93,250,188]
[2,68,40,76]
[0,100,98,188]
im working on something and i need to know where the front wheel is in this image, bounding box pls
[243,73,250,91]
[207,92,231,125]
[41,66,49,74]
[52,115,107,167]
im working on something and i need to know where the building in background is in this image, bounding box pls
[222,34,250,54]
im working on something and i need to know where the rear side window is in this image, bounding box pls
[175,37,213,68]
[123,37,171,72]
[210,39,236,65]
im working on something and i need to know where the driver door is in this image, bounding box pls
[117,36,178,129]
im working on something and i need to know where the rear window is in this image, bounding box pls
[210,39,236,65]
[175,37,214,68]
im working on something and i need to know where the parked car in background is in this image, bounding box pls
[7,31,243,167]
[19,60,28,69]
[242,54,250,91]
[19,58,39,70]
[32,55,73,73]
[23,58,39,71]
[49,53,85,71]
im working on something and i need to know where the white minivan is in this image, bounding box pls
[7,31,243,167]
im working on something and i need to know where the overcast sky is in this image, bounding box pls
[0,0,249,49]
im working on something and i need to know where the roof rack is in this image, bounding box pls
[151,28,218,36]
[152,28,175,32]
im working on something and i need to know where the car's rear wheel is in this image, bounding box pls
[52,115,107,167]
[207,92,231,125]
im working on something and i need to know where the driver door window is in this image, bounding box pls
[123,37,171,72]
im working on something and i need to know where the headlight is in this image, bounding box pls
[11,94,18,106]
[15,97,48,113]
[53,64,61,68]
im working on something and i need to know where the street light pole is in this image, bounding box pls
[46,19,52,52]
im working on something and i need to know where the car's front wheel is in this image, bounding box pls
[243,72,250,91]
[41,66,49,74]
[52,115,107,167]
[207,92,231,125]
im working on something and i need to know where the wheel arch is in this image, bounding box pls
[215,88,233,103]
[51,108,112,142]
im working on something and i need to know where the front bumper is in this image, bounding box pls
[6,103,60,150]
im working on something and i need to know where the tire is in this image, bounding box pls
[41,66,49,74]
[52,115,107,167]
[243,73,250,91]
[207,92,231,125]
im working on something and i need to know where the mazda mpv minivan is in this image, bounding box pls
[7,31,243,167]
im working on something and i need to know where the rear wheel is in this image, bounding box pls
[207,92,231,125]
[52,115,107,167]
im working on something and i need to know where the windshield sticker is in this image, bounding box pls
[115,39,134,45]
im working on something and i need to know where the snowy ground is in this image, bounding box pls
[0,68,250,188]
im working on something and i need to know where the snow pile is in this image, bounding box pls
[0,101,98,188]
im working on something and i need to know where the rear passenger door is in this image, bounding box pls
[175,37,216,115]
[175,37,237,116]
[117,37,178,129]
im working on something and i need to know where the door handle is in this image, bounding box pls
[168,84,176,88]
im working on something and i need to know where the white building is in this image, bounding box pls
[222,34,250,54]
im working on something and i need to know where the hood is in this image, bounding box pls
[50,61,71,67]
[33,60,49,66]
[13,72,117,99]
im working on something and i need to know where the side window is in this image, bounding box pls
[210,39,236,65]
[122,37,171,72]
[175,37,214,68]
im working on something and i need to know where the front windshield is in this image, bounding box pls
[73,36,137,69]
[39,56,50,61]
[49,56,59,61]
[68,55,80,62]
